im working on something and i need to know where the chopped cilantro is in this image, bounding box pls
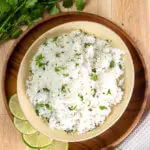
[54,67,60,72]
[107,89,111,95]
[110,60,115,68]
[61,84,67,93]
[119,64,122,70]
[35,54,47,68]
[35,54,44,62]
[43,88,50,92]
[54,66,66,72]
[99,106,107,110]
[60,66,67,70]
[64,129,74,134]
[74,53,81,56]
[29,69,33,74]
[35,109,39,116]
[75,63,79,67]
[45,104,52,110]
[105,39,112,43]
[93,88,97,97]
[92,68,96,73]
[43,41,48,46]
[36,103,45,108]
[84,43,91,48]
[63,73,69,77]
[52,36,58,42]
[90,73,98,81]
[55,53,61,57]
[88,108,92,111]
[78,94,84,101]
[68,105,77,111]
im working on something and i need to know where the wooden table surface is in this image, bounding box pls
[0,0,150,150]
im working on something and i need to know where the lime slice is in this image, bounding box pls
[23,132,53,149]
[9,93,26,120]
[41,141,69,150]
[14,117,37,135]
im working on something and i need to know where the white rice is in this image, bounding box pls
[26,30,125,134]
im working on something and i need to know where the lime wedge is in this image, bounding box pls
[9,93,26,120]
[14,117,37,135]
[23,132,53,149]
[41,141,69,150]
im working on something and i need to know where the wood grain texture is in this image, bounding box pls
[0,0,150,150]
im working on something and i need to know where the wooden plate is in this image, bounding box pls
[1,12,148,149]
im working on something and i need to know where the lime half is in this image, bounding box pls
[9,93,26,120]
[23,132,53,149]
[14,117,37,135]
[41,141,69,150]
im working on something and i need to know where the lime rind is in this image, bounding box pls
[40,141,69,150]
[14,117,37,135]
[9,93,26,120]
[22,132,53,149]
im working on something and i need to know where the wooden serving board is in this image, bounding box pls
[1,12,148,149]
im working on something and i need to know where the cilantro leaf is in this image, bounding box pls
[10,27,23,39]
[63,0,73,8]
[0,0,11,20]
[48,4,59,15]
[90,73,98,81]
[6,0,18,6]
[68,105,77,111]
[76,0,86,11]
[99,106,107,110]
[110,60,115,68]
[25,0,38,8]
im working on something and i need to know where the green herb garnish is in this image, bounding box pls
[105,39,112,43]
[61,84,67,93]
[36,103,45,108]
[93,88,97,97]
[75,63,79,67]
[35,54,47,68]
[43,88,50,92]
[88,108,92,111]
[110,60,115,68]
[68,105,77,111]
[99,106,107,110]
[64,129,74,134]
[92,68,96,73]
[119,64,122,70]
[84,43,91,48]
[52,36,58,42]
[78,94,84,101]
[45,104,52,110]
[54,67,60,72]
[107,89,111,95]
[90,73,98,81]
[55,53,60,57]
[43,41,48,46]
[63,73,69,77]
[74,53,81,56]
[35,109,39,116]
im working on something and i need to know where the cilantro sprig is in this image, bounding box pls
[0,0,86,42]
